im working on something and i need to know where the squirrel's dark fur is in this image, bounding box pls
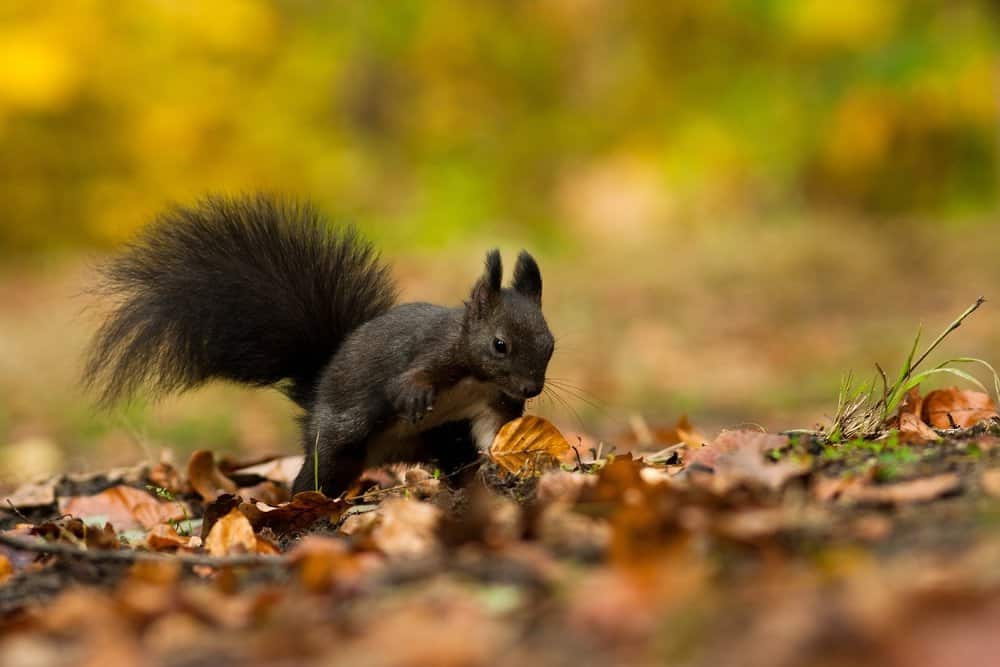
[85,194,554,497]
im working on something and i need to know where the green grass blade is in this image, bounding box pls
[941,357,1000,402]
[896,325,923,386]
[885,326,924,414]
[893,367,989,408]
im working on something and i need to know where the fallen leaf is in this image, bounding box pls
[898,411,941,444]
[0,554,12,584]
[226,455,305,486]
[685,430,805,492]
[200,494,242,539]
[147,461,189,496]
[204,508,274,556]
[574,454,688,562]
[186,450,239,502]
[31,517,121,550]
[236,480,289,506]
[535,470,596,505]
[59,486,187,531]
[286,536,361,592]
[116,560,181,621]
[344,497,441,559]
[616,414,708,450]
[238,491,345,535]
[578,453,647,507]
[0,526,40,574]
[403,467,442,499]
[842,473,962,506]
[899,387,924,418]
[145,523,193,551]
[2,479,56,508]
[489,416,571,475]
[685,429,786,468]
[922,388,999,429]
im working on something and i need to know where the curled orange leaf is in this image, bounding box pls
[489,416,571,475]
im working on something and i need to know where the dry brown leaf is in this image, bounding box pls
[577,453,647,507]
[286,536,362,592]
[489,415,571,475]
[685,429,786,469]
[922,388,999,428]
[3,479,57,508]
[0,526,38,575]
[236,480,289,506]
[0,554,12,584]
[616,414,707,449]
[147,461,189,496]
[238,491,345,535]
[685,430,804,492]
[203,507,276,556]
[342,497,441,559]
[59,486,187,531]
[536,470,596,505]
[371,497,441,559]
[116,561,181,622]
[226,454,305,485]
[898,411,941,444]
[29,518,121,550]
[186,450,239,502]
[899,387,924,418]
[672,414,707,448]
[403,467,442,499]
[145,523,193,551]
[573,454,686,563]
[841,473,962,506]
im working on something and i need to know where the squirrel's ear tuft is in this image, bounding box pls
[484,249,502,291]
[511,250,542,306]
[469,249,502,319]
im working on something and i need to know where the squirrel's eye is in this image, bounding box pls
[492,337,508,355]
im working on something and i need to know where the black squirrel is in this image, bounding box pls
[84,194,555,497]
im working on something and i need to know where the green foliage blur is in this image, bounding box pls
[0,1,997,254]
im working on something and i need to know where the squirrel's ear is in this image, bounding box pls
[511,250,542,306]
[468,249,502,318]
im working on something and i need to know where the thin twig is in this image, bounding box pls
[342,460,482,503]
[5,499,33,523]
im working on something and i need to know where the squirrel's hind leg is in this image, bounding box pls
[294,406,372,497]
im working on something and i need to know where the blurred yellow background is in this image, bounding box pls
[2,1,1000,481]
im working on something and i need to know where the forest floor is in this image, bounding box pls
[3,401,1000,667]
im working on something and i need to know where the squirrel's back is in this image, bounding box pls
[84,194,397,408]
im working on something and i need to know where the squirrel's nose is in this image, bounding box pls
[521,381,543,399]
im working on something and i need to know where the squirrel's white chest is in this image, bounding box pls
[364,379,504,467]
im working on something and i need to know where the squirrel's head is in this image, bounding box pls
[463,249,554,401]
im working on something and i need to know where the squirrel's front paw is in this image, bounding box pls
[395,384,435,423]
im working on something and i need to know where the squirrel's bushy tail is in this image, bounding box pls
[84,194,397,408]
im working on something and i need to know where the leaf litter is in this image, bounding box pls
[3,393,1000,665]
